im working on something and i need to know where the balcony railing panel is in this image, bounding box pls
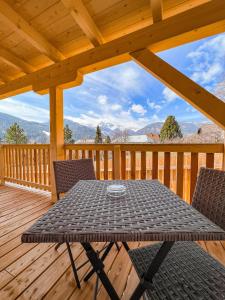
[0,143,224,203]
[65,144,224,203]
[1,144,51,191]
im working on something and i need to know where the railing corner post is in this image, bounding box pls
[0,145,5,185]
[113,145,121,180]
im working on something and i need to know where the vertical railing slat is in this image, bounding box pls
[96,150,100,179]
[176,152,184,198]
[141,151,146,179]
[104,150,108,180]
[152,152,158,179]
[131,151,136,180]
[164,152,170,188]
[206,153,214,168]
[121,151,126,180]
[190,152,198,203]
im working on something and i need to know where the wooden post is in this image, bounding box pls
[0,145,5,185]
[49,86,64,201]
[113,145,121,179]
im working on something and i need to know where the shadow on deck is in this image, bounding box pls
[0,185,224,299]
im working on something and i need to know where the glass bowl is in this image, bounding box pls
[106,184,126,198]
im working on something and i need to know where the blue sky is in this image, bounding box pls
[0,33,225,130]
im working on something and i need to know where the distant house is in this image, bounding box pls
[75,139,95,144]
[113,134,160,143]
[146,133,160,143]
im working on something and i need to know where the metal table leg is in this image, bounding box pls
[82,242,120,300]
[84,242,114,282]
[66,242,81,289]
[130,241,175,300]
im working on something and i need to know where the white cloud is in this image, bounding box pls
[65,97,150,130]
[162,87,180,102]
[0,98,49,123]
[111,104,122,111]
[191,63,223,84]
[97,95,108,105]
[187,34,225,86]
[130,104,147,115]
[147,99,161,111]
[186,106,196,113]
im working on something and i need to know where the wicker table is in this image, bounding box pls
[22,180,225,299]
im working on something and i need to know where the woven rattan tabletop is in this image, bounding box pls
[22,180,225,243]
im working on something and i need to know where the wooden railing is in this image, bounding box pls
[0,144,51,191]
[65,143,224,203]
[0,143,224,203]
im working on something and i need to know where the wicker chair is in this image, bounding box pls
[53,159,120,288]
[128,167,225,299]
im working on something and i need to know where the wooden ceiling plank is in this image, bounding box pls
[61,0,104,47]
[0,0,224,97]
[131,48,225,130]
[150,0,163,23]
[0,0,65,62]
[0,47,34,73]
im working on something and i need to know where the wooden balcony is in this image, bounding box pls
[0,184,224,299]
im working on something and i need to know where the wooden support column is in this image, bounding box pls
[49,86,64,201]
[0,145,5,185]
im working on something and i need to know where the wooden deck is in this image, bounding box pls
[0,185,224,300]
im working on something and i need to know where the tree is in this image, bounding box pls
[95,125,103,144]
[160,116,183,142]
[64,124,74,144]
[112,129,129,143]
[105,135,111,144]
[4,123,28,144]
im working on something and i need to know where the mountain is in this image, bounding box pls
[98,122,136,137]
[0,112,49,143]
[0,113,96,143]
[64,119,96,140]
[136,122,200,135]
[0,112,220,143]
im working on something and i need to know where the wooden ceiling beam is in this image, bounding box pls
[0,0,64,62]
[61,0,104,47]
[150,0,163,23]
[0,0,224,98]
[131,49,225,130]
[0,47,34,73]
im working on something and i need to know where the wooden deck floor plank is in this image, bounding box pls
[0,270,14,290]
[0,216,48,247]
[0,192,45,207]
[0,202,51,228]
[0,243,38,272]
[44,242,106,300]
[0,194,49,213]
[0,197,50,219]
[17,243,84,300]
[0,206,51,237]
[0,244,67,299]
[6,243,54,277]
[205,241,225,265]
[69,243,120,300]
[97,242,139,300]
[0,236,22,258]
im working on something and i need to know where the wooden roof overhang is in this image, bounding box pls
[0,0,224,130]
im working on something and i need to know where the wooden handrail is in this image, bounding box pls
[65,143,224,153]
